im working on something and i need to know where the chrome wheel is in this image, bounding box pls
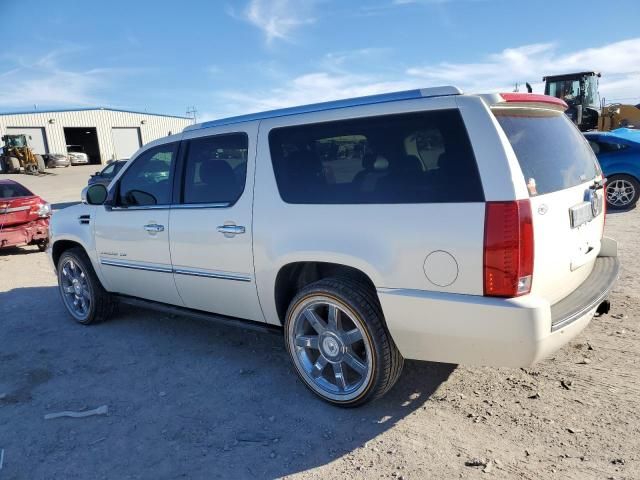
[607,179,636,207]
[289,296,372,402]
[59,258,92,321]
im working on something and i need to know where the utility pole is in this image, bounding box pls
[186,106,198,123]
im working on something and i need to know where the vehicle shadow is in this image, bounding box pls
[0,245,42,256]
[0,285,456,479]
[606,204,636,215]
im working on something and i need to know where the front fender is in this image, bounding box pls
[49,204,106,287]
[600,159,640,182]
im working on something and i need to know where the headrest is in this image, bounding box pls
[199,160,235,185]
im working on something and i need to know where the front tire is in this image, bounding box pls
[57,247,115,324]
[35,154,46,173]
[606,174,639,210]
[284,278,403,407]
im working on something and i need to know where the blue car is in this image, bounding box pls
[585,128,640,209]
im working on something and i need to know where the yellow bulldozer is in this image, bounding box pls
[0,134,46,174]
[542,71,640,132]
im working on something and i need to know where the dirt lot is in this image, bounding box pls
[0,170,638,480]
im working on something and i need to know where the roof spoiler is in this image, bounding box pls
[479,92,568,111]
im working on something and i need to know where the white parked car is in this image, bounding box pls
[48,87,619,406]
[67,145,90,165]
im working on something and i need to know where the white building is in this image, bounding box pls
[0,107,193,164]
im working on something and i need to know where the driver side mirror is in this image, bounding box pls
[83,184,108,205]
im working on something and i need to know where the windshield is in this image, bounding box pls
[3,136,27,148]
[494,109,599,196]
[584,75,600,108]
[546,80,580,105]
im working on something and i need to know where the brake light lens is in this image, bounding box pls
[484,200,534,297]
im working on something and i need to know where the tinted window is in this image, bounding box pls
[597,140,628,154]
[268,110,483,204]
[182,133,248,204]
[0,182,32,199]
[495,111,599,196]
[118,144,176,206]
[100,163,117,176]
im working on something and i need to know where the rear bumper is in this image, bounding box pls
[378,242,619,367]
[0,219,49,249]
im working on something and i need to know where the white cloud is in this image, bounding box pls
[0,49,139,109]
[242,0,316,44]
[207,37,640,120]
[209,72,422,119]
[407,38,640,101]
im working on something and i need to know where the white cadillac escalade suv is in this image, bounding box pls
[49,87,619,406]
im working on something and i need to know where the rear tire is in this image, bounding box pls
[57,247,115,325]
[284,277,403,407]
[606,174,639,210]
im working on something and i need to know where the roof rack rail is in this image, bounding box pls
[185,86,462,131]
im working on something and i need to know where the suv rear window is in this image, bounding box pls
[495,110,599,196]
[268,110,484,204]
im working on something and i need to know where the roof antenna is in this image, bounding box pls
[526,82,533,93]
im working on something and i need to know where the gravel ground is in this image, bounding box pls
[0,170,638,479]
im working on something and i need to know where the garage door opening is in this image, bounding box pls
[63,127,100,164]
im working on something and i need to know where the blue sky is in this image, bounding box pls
[2,0,640,121]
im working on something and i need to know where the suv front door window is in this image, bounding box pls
[93,142,182,305]
[117,146,175,206]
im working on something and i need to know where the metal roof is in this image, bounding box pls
[542,71,601,81]
[0,106,191,120]
[185,86,462,132]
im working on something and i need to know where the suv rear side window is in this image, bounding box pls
[181,133,248,205]
[268,110,483,204]
[495,110,599,196]
[118,143,177,206]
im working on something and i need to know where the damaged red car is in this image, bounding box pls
[0,179,51,251]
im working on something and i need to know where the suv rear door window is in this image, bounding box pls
[268,109,483,204]
[117,143,177,206]
[495,110,599,196]
[181,133,248,205]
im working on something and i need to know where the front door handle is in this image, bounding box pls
[143,223,165,233]
[217,225,245,236]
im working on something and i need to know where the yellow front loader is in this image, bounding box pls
[1,134,45,174]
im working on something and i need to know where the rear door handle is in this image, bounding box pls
[217,225,245,235]
[143,224,165,233]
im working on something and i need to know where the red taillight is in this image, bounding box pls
[483,200,534,297]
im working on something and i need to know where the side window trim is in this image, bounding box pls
[107,142,179,210]
[176,131,250,208]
